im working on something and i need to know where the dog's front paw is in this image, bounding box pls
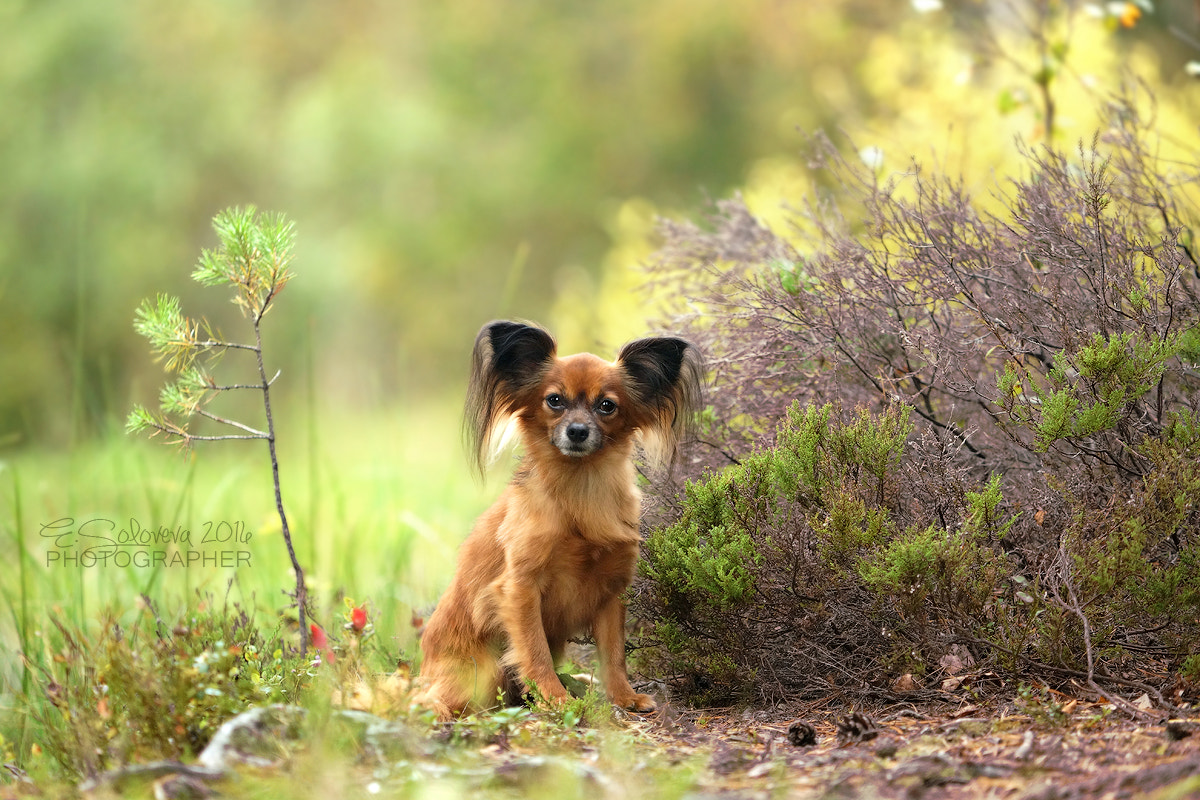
[527,680,571,709]
[616,692,657,714]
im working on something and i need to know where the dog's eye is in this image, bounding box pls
[596,398,617,416]
[546,393,566,410]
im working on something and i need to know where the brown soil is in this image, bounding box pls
[635,701,1200,799]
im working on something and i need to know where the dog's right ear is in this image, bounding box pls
[465,321,557,473]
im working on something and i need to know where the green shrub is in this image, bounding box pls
[23,598,314,779]
[634,401,1200,705]
[643,401,912,601]
[1041,412,1200,669]
[634,401,995,704]
[636,99,1200,708]
[859,522,1007,625]
[848,474,1014,671]
[1020,331,1180,451]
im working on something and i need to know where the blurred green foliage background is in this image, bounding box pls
[1,0,1198,447]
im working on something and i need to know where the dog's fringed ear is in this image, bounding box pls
[618,337,704,468]
[465,321,557,472]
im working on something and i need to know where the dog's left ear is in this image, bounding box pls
[618,337,704,467]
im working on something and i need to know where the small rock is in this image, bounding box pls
[197,704,306,771]
[1014,730,1036,760]
[873,737,900,759]
[709,742,752,775]
[153,774,213,800]
[887,753,969,788]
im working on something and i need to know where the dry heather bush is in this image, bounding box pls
[632,94,1200,708]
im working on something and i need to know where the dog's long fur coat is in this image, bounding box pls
[415,321,702,718]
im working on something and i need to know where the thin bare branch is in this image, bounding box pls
[195,409,268,438]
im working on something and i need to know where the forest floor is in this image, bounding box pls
[11,676,1200,800]
[11,689,1200,799]
[630,698,1200,799]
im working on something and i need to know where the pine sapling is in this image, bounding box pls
[127,206,311,655]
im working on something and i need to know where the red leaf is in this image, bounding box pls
[310,623,328,651]
[310,623,335,663]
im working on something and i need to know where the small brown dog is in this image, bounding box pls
[415,320,702,718]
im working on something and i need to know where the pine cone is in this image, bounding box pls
[836,711,879,743]
[786,719,818,747]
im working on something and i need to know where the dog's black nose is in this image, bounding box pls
[566,423,590,443]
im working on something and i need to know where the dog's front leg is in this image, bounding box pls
[594,594,657,712]
[498,578,570,704]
